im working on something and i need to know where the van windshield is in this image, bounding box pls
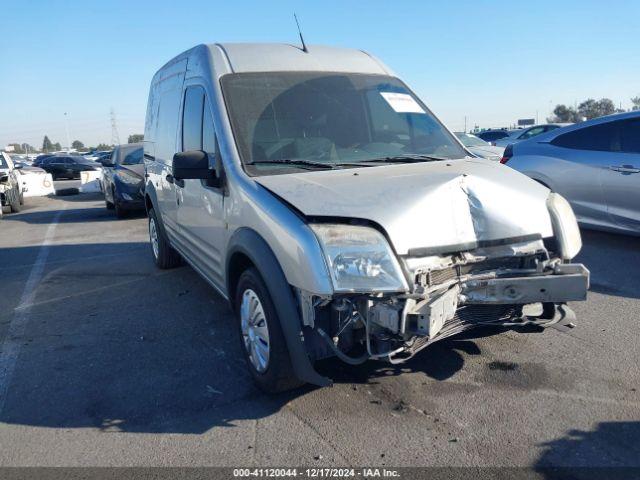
[221,72,466,175]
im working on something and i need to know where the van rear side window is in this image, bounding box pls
[182,86,205,152]
[153,77,184,164]
[181,85,217,165]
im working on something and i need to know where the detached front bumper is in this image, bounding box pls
[460,263,589,305]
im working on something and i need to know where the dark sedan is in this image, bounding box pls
[41,155,99,180]
[33,154,54,167]
[102,143,145,218]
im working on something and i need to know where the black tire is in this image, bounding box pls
[235,267,302,393]
[113,188,127,219]
[9,188,20,213]
[115,202,127,218]
[148,208,181,269]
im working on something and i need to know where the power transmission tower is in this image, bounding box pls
[110,108,121,145]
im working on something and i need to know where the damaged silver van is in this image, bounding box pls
[143,43,589,392]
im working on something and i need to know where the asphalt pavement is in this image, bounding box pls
[0,188,638,469]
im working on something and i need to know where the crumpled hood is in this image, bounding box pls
[255,159,554,255]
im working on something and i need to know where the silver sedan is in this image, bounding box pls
[454,132,504,161]
[503,111,640,235]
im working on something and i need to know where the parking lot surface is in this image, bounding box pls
[0,191,638,468]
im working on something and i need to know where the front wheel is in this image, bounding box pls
[235,268,302,393]
[9,188,20,213]
[148,208,181,269]
[113,188,127,219]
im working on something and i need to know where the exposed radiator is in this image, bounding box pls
[409,304,521,353]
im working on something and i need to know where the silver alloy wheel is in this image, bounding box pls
[149,217,159,259]
[240,288,270,373]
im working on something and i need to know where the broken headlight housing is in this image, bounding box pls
[311,224,408,293]
[546,192,582,260]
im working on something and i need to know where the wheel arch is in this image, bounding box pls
[144,182,159,215]
[225,227,331,387]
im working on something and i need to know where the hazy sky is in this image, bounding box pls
[1,0,639,149]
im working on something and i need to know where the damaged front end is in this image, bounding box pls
[298,221,589,366]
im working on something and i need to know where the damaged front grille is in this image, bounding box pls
[417,257,530,288]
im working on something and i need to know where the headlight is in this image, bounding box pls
[546,192,582,260]
[310,224,408,293]
[117,172,141,185]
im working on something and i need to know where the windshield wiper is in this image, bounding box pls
[246,159,378,170]
[246,159,336,170]
[362,154,450,164]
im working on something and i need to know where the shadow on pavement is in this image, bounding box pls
[534,421,640,477]
[48,192,104,203]
[0,242,279,434]
[2,204,146,224]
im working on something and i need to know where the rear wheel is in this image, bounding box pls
[235,268,302,393]
[148,208,181,269]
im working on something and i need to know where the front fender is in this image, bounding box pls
[226,228,332,387]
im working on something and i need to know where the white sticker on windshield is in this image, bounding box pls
[380,92,425,114]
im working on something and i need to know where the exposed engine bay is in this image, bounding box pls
[298,238,589,364]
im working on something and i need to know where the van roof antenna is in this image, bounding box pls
[294,13,308,53]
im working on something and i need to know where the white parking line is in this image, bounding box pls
[0,207,65,415]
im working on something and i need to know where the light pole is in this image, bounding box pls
[64,112,71,152]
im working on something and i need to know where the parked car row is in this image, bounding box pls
[475,123,571,147]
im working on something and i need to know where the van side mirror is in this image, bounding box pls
[173,150,218,182]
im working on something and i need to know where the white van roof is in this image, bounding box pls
[214,43,391,75]
[154,43,394,81]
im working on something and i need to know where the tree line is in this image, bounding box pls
[549,95,640,123]
[7,134,144,154]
